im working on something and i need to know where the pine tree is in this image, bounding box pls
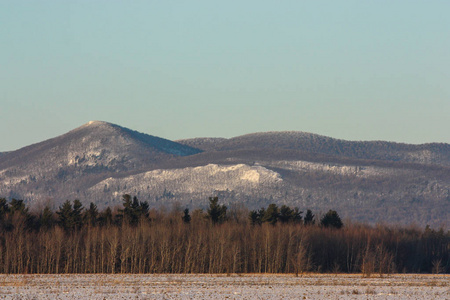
[0,198,9,224]
[249,210,261,225]
[85,202,99,227]
[182,208,191,224]
[304,209,315,226]
[72,199,84,230]
[118,195,149,226]
[279,205,294,223]
[39,205,54,229]
[99,207,113,226]
[119,194,134,225]
[262,203,279,225]
[9,199,27,214]
[207,197,227,224]
[57,200,74,232]
[320,210,343,229]
[137,198,149,220]
[292,207,303,224]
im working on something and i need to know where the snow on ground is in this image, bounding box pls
[0,274,448,299]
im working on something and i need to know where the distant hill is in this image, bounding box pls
[178,131,450,166]
[1,122,449,228]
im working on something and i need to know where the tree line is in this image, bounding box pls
[0,196,448,275]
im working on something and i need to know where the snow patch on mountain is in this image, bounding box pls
[241,169,260,183]
[271,160,411,177]
[87,163,283,206]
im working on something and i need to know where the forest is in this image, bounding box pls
[0,195,448,275]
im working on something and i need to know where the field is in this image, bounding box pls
[0,274,448,299]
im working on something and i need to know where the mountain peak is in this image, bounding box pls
[86,120,109,126]
[80,120,115,129]
[0,121,202,175]
[69,121,202,158]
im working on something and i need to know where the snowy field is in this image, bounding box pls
[0,274,448,299]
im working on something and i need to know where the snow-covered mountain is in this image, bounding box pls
[0,121,201,203]
[1,121,449,227]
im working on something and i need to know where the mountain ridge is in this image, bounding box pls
[1,121,449,228]
[178,131,450,166]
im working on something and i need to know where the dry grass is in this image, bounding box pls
[0,273,448,299]
[365,287,376,294]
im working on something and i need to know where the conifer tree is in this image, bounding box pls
[85,202,99,227]
[119,194,149,225]
[320,210,343,229]
[249,210,261,225]
[292,207,303,224]
[207,197,227,224]
[57,200,74,232]
[262,203,279,225]
[9,199,27,215]
[182,208,191,224]
[72,199,84,230]
[0,198,9,224]
[99,207,113,226]
[39,205,54,229]
[304,209,315,225]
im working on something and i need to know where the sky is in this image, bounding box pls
[1,1,449,151]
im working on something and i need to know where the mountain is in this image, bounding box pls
[0,121,201,203]
[1,122,449,228]
[178,131,450,166]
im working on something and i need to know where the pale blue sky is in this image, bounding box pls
[1,1,449,151]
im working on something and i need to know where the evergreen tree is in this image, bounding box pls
[249,210,261,225]
[320,210,343,229]
[39,205,54,229]
[85,202,99,227]
[132,196,139,209]
[72,199,84,230]
[119,194,134,225]
[262,203,279,225]
[279,205,294,223]
[8,198,33,229]
[182,208,191,224]
[99,207,113,226]
[258,207,266,221]
[57,200,74,231]
[304,209,315,226]
[119,194,149,226]
[137,198,150,220]
[207,197,227,224]
[291,207,303,224]
[0,198,9,223]
[0,198,11,231]
[9,199,28,215]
